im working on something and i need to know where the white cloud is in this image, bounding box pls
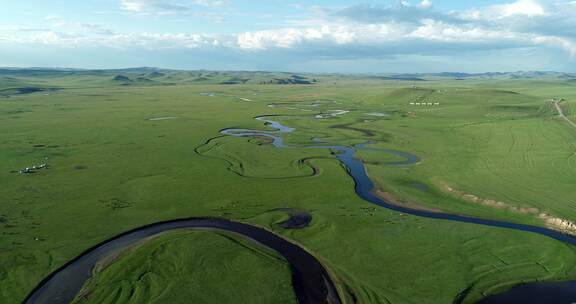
[532,35,576,57]
[419,0,433,9]
[121,0,148,12]
[236,26,365,50]
[193,0,224,7]
[1,0,575,66]
[460,0,548,21]
[120,0,224,13]
[336,2,459,25]
[408,20,520,42]
[43,16,67,27]
[0,16,570,60]
[497,0,547,17]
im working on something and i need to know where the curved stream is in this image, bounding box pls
[222,115,576,304]
[25,218,340,304]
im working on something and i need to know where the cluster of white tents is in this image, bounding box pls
[19,157,49,174]
[20,164,47,174]
[410,102,440,106]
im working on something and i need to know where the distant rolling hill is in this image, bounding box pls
[0,68,574,97]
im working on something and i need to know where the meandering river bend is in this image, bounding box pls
[24,217,341,304]
[224,115,576,304]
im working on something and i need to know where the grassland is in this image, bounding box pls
[1,69,576,303]
[72,230,296,304]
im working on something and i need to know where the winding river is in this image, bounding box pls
[26,114,576,304]
[24,218,340,304]
[222,115,576,303]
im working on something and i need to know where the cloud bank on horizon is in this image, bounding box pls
[0,0,575,72]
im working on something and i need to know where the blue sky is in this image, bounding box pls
[1,0,575,72]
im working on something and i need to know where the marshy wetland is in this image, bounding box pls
[2,69,576,303]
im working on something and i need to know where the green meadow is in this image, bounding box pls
[71,230,296,304]
[2,69,576,303]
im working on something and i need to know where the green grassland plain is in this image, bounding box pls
[1,70,576,303]
[71,230,296,304]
